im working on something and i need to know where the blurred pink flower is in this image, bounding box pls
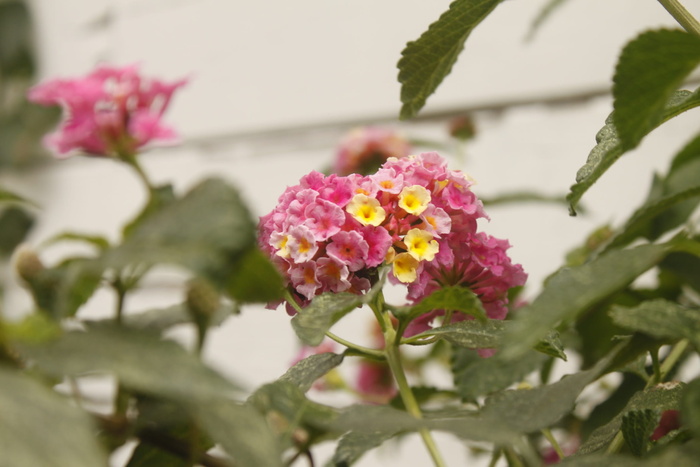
[650,409,681,441]
[28,64,186,158]
[333,126,411,175]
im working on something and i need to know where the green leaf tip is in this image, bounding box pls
[613,29,700,151]
[397,0,501,119]
[567,88,700,215]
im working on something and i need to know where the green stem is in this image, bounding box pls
[650,348,661,385]
[658,0,700,36]
[542,428,565,461]
[119,151,156,196]
[325,331,385,359]
[383,326,446,467]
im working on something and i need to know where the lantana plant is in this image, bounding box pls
[1,1,700,467]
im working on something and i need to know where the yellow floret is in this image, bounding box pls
[398,185,431,215]
[346,194,386,226]
[404,228,439,261]
[392,252,419,283]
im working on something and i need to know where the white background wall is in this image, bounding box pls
[5,0,700,465]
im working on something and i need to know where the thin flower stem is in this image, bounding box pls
[383,326,446,467]
[650,348,661,385]
[325,331,385,359]
[542,428,565,461]
[658,0,700,36]
[119,151,156,196]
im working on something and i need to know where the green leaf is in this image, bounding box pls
[248,381,340,444]
[330,430,398,466]
[225,247,283,303]
[86,301,236,333]
[681,378,700,437]
[0,185,36,206]
[525,0,570,41]
[404,285,487,327]
[567,88,700,215]
[410,319,566,360]
[126,443,189,467]
[106,178,256,281]
[604,135,700,251]
[502,243,668,360]
[0,367,107,467]
[196,399,283,467]
[397,0,501,119]
[453,347,548,400]
[609,299,700,349]
[291,293,363,346]
[18,324,238,401]
[621,409,659,456]
[279,352,344,393]
[0,206,33,256]
[613,29,700,151]
[479,350,616,434]
[25,257,103,319]
[41,231,111,251]
[577,381,684,455]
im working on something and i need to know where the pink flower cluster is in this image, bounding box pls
[332,126,411,176]
[260,152,526,324]
[28,64,186,158]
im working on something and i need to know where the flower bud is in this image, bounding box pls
[185,277,220,322]
[14,246,45,283]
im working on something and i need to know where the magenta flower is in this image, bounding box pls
[260,153,526,331]
[333,126,412,175]
[28,64,187,158]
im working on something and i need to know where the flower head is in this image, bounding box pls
[260,152,525,325]
[28,64,187,158]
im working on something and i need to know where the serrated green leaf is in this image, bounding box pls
[410,320,566,360]
[291,293,363,346]
[106,178,256,281]
[622,409,659,456]
[502,243,668,360]
[397,0,501,119]
[479,350,617,434]
[404,286,487,327]
[564,441,700,466]
[279,352,344,393]
[196,398,283,467]
[18,324,238,401]
[609,299,700,349]
[568,88,700,215]
[0,367,108,467]
[577,382,685,455]
[453,347,547,400]
[613,29,700,151]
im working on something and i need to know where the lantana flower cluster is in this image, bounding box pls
[332,126,411,176]
[260,152,526,323]
[28,64,186,158]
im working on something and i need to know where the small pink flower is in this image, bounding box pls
[327,231,369,272]
[28,64,186,158]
